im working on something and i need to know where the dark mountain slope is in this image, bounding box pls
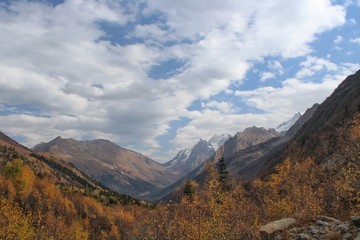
[245,69,360,180]
[294,70,360,146]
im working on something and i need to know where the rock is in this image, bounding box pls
[336,224,350,233]
[351,216,360,228]
[310,227,319,235]
[267,215,359,240]
[343,232,353,240]
[316,220,330,226]
[260,218,296,239]
[318,215,342,224]
[298,233,310,240]
[354,233,360,240]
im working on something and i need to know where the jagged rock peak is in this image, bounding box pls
[209,133,231,150]
[241,126,277,135]
[276,113,302,133]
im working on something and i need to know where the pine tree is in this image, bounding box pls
[183,179,195,201]
[216,156,230,192]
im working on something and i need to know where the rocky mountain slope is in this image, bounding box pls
[213,126,280,161]
[33,137,177,199]
[294,70,360,149]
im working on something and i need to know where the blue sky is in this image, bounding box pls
[0,0,359,162]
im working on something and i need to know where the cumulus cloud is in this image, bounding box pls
[235,61,360,119]
[296,56,339,79]
[0,0,354,161]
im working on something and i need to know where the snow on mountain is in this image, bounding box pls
[163,148,192,169]
[163,138,216,178]
[209,134,232,150]
[164,134,231,178]
[276,113,301,133]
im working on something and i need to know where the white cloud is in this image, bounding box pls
[201,101,237,114]
[236,79,338,117]
[235,62,360,118]
[296,56,339,78]
[260,72,276,82]
[0,0,353,161]
[350,38,360,44]
[268,61,285,75]
[334,35,343,44]
[348,18,357,24]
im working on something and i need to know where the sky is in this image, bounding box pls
[0,0,359,162]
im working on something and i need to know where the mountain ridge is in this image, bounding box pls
[33,137,177,199]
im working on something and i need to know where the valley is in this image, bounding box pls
[0,70,359,239]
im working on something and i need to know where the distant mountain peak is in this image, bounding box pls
[276,113,302,133]
[209,133,231,150]
[163,138,216,177]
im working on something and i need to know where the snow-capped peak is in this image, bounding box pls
[276,113,301,133]
[209,133,231,150]
[164,148,191,168]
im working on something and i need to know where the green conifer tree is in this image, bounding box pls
[217,156,230,192]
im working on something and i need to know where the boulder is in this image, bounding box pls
[317,215,342,224]
[298,233,310,240]
[351,216,360,228]
[260,218,296,239]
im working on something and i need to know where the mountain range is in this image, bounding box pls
[1,108,312,201]
[1,69,359,202]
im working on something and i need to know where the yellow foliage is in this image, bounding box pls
[20,165,36,197]
[0,197,35,240]
[68,220,89,240]
[335,162,360,214]
[264,158,323,221]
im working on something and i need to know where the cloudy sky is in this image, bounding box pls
[0,0,359,162]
